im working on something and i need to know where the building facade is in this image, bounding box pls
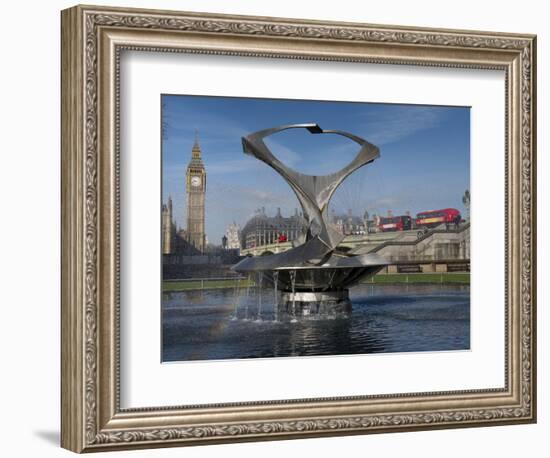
[224,222,241,251]
[332,209,368,235]
[185,137,206,253]
[240,208,304,250]
[161,196,175,254]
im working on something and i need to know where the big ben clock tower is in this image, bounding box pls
[185,134,206,252]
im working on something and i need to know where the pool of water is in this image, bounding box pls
[162,283,470,362]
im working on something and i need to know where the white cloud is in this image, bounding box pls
[205,157,260,174]
[361,106,444,145]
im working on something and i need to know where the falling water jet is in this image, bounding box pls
[290,270,297,323]
[244,274,251,321]
[273,271,279,322]
[231,276,240,321]
[256,272,263,322]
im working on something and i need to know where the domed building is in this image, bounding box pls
[240,207,304,250]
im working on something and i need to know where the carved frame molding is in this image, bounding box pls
[61,4,536,453]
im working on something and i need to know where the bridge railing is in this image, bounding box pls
[163,276,254,291]
[364,272,470,284]
[383,255,470,262]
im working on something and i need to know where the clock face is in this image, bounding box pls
[191,175,202,187]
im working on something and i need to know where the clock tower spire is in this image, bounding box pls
[185,131,206,252]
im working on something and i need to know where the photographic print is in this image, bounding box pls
[161,95,471,363]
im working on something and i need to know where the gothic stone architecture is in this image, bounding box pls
[224,222,241,251]
[185,138,206,252]
[162,137,207,255]
[161,196,176,254]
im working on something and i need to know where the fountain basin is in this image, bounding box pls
[234,252,389,316]
[263,262,387,292]
[280,290,351,316]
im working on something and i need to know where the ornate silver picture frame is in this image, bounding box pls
[61,4,536,453]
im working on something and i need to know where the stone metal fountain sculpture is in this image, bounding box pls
[232,123,389,316]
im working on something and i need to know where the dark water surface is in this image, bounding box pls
[162,284,470,362]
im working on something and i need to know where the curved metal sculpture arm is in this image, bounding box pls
[236,123,380,270]
[242,124,379,250]
[242,123,379,212]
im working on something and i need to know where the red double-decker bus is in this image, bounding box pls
[378,215,412,232]
[415,208,461,229]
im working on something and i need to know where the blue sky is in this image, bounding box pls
[162,95,470,245]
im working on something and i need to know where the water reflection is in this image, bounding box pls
[162,283,470,362]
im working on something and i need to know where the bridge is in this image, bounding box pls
[239,223,470,272]
[240,230,411,257]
